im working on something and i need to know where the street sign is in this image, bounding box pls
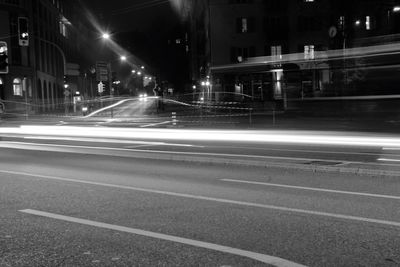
[96,61,109,82]
[329,26,338,38]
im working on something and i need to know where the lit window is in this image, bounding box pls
[59,21,67,37]
[271,45,282,59]
[13,78,23,96]
[304,45,315,60]
[242,18,248,33]
[366,16,371,30]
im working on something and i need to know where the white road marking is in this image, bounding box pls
[378,158,400,163]
[382,147,400,151]
[0,141,357,163]
[3,141,400,169]
[2,170,400,228]
[140,121,172,128]
[19,209,306,267]
[216,146,382,157]
[221,179,400,200]
[22,136,202,148]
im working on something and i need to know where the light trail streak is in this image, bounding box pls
[1,126,400,148]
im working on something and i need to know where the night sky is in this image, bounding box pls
[80,0,181,34]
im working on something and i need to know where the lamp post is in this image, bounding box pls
[388,6,400,33]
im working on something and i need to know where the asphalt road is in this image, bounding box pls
[1,133,400,266]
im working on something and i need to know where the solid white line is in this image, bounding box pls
[378,158,400,163]
[19,209,306,267]
[0,141,353,163]
[140,121,172,128]
[221,179,400,200]
[382,148,400,151]
[2,170,400,228]
[22,136,202,148]
[3,141,400,169]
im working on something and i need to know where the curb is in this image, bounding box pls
[2,138,397,177]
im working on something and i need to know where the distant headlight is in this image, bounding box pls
[144,93,147,97]
[139,94,144,98]
[82,107,88,112]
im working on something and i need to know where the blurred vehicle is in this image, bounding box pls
[139,93,148,102]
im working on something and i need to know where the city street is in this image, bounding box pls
[1,128,400,266]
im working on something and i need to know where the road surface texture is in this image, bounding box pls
[1,128,400,266]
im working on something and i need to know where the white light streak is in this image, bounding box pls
[1,127,400,148]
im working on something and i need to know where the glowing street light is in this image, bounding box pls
[394,6,400,12]
[141,66,145,69]
[102,33,110,40]
[131,70,136,74]
[137,71,142,76]
[120,55,127,61]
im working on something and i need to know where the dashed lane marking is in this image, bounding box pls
[221,179,400,200]
[19,209,306,267]
[1,170,400,228]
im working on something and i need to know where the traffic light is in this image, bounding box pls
[18,17,29,47]
[0,41,8,74]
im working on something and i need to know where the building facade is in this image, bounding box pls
[0,0,98,114]
[190,0,400,104]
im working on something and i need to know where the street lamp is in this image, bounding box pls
[102,33,110,40]
[131,70,136,74]
[393,6,400,12]
[120,55,127,61]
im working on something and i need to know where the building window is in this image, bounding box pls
[271,45,282,59]
[304,45,315,60]
[236,17,255,33]
[13,78,23,96]
[59,21,67,37]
